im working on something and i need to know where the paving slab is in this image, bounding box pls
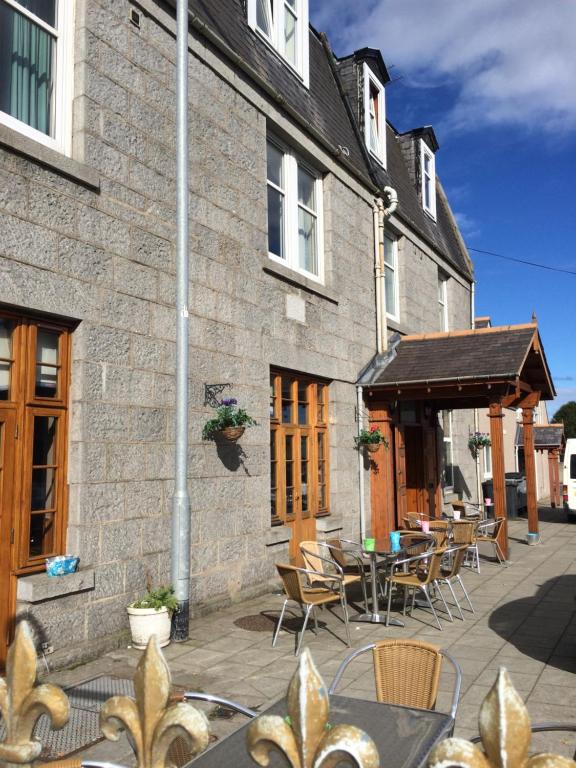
[42,512,576,761]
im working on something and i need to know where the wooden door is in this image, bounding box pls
[0,409,16,668]
[285,429,317,563]
[394,425,407,526]
[404,426,425,514]
[423,426,441,518]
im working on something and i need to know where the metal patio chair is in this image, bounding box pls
[434,544,475,619]
[386,549,451,630]
[301,540,369,611]
[467,517,506,571]
[329,639,462,729]
[273,563,351,655]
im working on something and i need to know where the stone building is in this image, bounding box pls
[0,0,476,668]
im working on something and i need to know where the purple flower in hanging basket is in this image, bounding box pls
[220,397,238,406]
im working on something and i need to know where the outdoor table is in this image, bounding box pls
[185,694,453,768]
[354,535,430,626]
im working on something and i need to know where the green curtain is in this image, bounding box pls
[10,9,53,135]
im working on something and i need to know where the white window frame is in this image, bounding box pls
[363,63,386,167]
[0,0,74,155]
[266,136,324,284]
[420,139,436,219]
[247,0,310,88]
[438,271,448,331]
[383,232,399,322]
[483,445,492,478]
[442,410,454,490]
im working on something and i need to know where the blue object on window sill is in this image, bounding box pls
[45,555,80,576]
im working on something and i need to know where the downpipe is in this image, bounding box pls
[171,0,191,641]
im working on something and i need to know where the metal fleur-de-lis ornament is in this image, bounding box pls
[99,634,210,768]
[428,668,576,768]
[0,621,69,768]
[247,648,379,768]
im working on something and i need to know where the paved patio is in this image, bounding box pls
[47,512,576,763]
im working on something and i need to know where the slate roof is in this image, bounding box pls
[515,425,565,449]
[360,325,540,386]
[176,0,472,279]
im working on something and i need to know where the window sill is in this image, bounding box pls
[17,569,95,603]
[0,124,100,191]
[263,262,338,304]
[265,525,292,548]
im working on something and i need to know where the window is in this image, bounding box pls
[441,410,454,489]
[484,445,492,478]
[363,63,386,166]
[384,232,399,320]
[267,137,323,282]
[0,311,71,571]
[0,0,73,153]
[247,0,309,86]
[420,139,436,219]
[270,371,329,524]
[438,271,448,331]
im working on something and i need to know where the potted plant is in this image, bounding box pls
[202,397,257,442]
[127,585,178,650]
[354,425,389,453]
[468,431,491,459]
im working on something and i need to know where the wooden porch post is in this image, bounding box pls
[522,406,539,538]
[548,447,560,508]
[488,400,508,559]
[369,403,395,539]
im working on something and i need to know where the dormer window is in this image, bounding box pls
[420,139,436,219]
[363,63,386,166]
[248,0,309,87]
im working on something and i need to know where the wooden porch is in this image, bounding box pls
[358,322,556,557]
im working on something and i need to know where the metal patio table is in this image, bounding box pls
[354,535,430,626]
[186,694,453,768]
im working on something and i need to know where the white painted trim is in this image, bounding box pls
[266,135,324,284]
[420,139,437,220]
[363,62,386,168]
[246,0,309,88]
[384,232,399,322]
[0,0,74,155]
[438,270,448,331]
[483,445,492,479]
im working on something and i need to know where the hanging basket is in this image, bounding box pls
[365,443,380,454]
[220,426,245,442]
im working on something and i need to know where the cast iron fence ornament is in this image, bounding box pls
[246,648,379,768]
[99,634,210,768]
[428,667,576,768]
[0,622,69,768]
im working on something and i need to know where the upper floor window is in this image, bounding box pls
[248,0,309,86]
[267,137,323,282]
[363,63,386,166]
[0,0,73,154]
[420,139,436,219]
[384,232,399,321]
[438,270,448,331]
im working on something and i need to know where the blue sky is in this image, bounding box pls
[310,0,576,418]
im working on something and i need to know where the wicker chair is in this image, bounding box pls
[434,545,475,620]
[467,517,505,571]
[273,563,351,654]
[451,520,477,546]
[302,540,368,611]
[386,550,451,630]
[329,639,462,725]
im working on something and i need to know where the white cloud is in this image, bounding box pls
[314,0,576,133]
[453,211,480,240]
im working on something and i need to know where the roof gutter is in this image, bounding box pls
[167,2,379,194]
[371,372,519,388]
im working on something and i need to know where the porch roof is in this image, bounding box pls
[358,323,555,405]
[515,424,565,449]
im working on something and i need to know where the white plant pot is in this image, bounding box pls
[127,605,171,649]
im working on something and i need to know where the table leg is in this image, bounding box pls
[353,554,404,626]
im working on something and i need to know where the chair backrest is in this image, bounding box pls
[276,563,306,603]
[489,517,504,540]
[451,520,477,546]
[300,540,337,576]
[372,639,443,710]
[440,545,467,578]
[329,641,462,721]
[403,513,422,531]
[398,532,434,557]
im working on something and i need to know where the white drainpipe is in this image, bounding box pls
[357,385,366,539]
[471,281,483,504]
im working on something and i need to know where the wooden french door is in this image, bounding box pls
[0,409,16,668]
[405,426,426,514]
[283,429,317,562]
